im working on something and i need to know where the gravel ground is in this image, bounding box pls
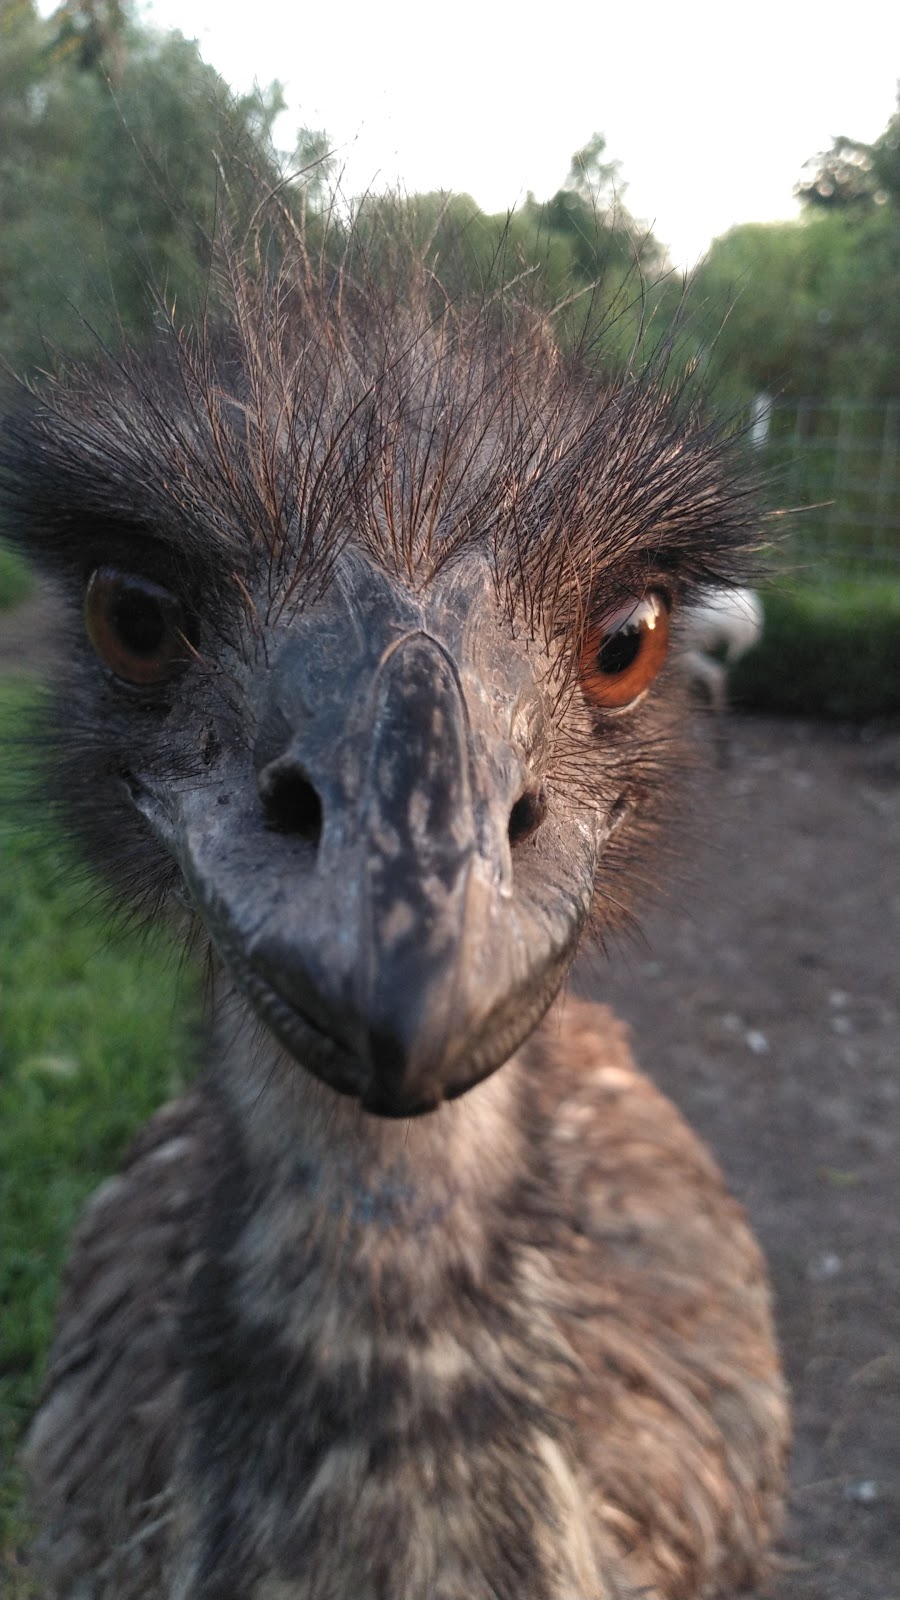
[587,714,900,1600]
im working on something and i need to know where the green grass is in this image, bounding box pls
[0,550,33,614]
[0,678,202,1579]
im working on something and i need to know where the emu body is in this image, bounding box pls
[28,1002,784,1600]
[681,586,764,715]
[1,231,788,1598]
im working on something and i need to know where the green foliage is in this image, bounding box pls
[3,6,676,388]
[0,679,202,1566]
[516,134,668,363]
[48,0,130,79]
[566,132,623,206]
[797,89,900,212]
[0,0,670,387]
[691,206,900,407]
[690,91,900,408]
[345,174,670,383]
[732,581,900,719]
[0,0,287,367]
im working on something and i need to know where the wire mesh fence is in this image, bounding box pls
[756,398,900,584]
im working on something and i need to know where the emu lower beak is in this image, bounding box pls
[134,595,600,1116]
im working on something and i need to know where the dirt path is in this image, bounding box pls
[586,715,900,1599]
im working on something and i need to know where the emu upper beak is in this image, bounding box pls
[251,627,593,1114]
[134,558,603,1116]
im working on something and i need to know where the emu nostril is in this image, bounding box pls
[260,767,323,846]
[508,787,547,847]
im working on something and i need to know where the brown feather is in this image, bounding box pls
[27,999,787,1600]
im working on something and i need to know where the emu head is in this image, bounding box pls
[0,240,753,1115]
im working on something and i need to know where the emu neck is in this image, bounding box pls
[213,991,531,1313]
[175,995,608,1600]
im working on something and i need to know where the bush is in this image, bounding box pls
[732,579,900,720]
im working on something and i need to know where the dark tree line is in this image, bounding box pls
[797,99,900,212]
[1,2,897,408]
[0,4,670,376]
[0,0,286,365]
[690,90,900,405]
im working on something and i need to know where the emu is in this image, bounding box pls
[1,215,788,1600]
[680,587,765,716]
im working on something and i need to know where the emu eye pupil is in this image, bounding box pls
[579,590,671,711]
[113,591,165,656]
[596,626,642,677]
[85,567,190,686]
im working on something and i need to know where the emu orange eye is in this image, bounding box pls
[84,568,191,686]
[579,592,670,710]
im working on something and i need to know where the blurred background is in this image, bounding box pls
[2,0,899,715]
[1,2,898,1595]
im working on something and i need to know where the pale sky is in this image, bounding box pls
[139,0,899,270]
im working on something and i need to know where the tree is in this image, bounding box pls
[0,1,296,367]
[48,0,130,82]
[566,132,624,207]
[689,206,900,406]
[684,91,900,407]
[796,88,900,212]
[511,132,668,365]
[530,131,661,270]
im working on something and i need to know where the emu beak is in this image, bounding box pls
[300,629,507,1112]
[134,560,602,1115]
[257,628,588,1114]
